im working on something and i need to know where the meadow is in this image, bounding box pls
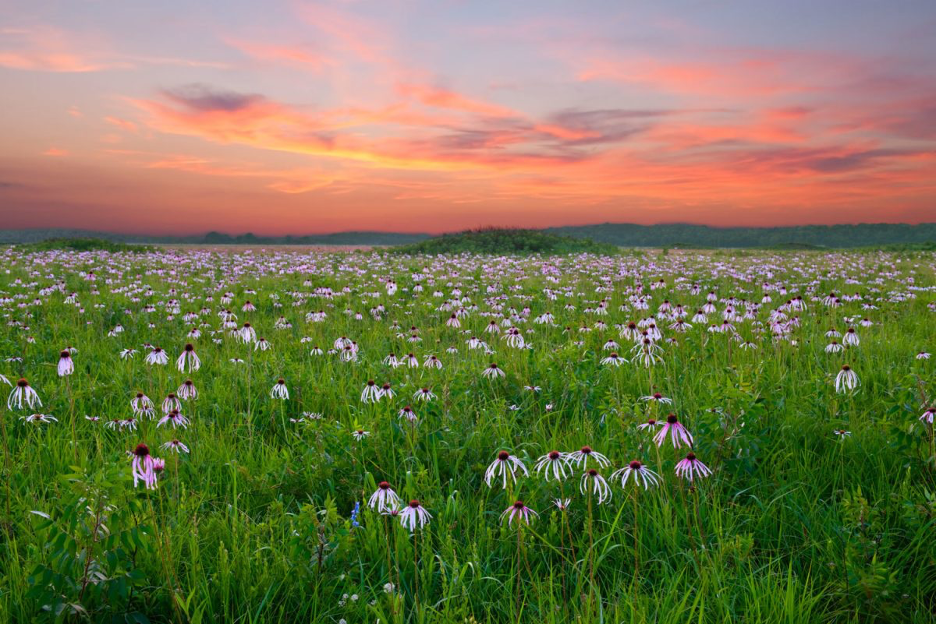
[0,246,934,623]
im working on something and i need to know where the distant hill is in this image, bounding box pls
[0,229,430,246]
[1,222,935,249]
[545,222,936,248]
[390,227,620,255]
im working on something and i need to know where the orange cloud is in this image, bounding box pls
[226,39,333,71]
[42,147,68,156]
[396,83,518,118]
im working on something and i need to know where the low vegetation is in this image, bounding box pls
[391,227,621,255]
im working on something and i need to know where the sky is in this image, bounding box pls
[1,0,935,235]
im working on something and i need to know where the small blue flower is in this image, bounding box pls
[350,501,361,528]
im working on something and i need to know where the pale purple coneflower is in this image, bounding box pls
[254,337,272,351]
[145,347,169,366]
[177,379,197,401]
[239,322,256,344]
[119,348,137,359]
[57,350,74,376]
[674,452,712,481]
[481,363,505,379]
[380,382,395,400]
[352,429,370,441]
[834,365,859,393]
[399,499,432,532]
[567,446,611,469]
[554,498,571,511]
[398,405,417,422]
[533,450,571,481]
[131,392,154,417]
[413,387,436,402]
[652,413,694,448]
[161,439,190,453]
[611,460,660,489]
[8,378,41,410]
[600,352,625,367]
[368,481,402,513]
[484,450,529,489]
[361,380,381,403]
[162,393,181,414]
[22,413,57,425]
[157,409,189,429]
[919,408,936,424]
[916,351,931,360]
[176,343,201,372]
[843,328,859,346]
[131,443,158,490]
[270,378,289,399]
[501,500,538,526]
[579,468,612,504]
[640,392,672,405]
[833,429,851,439]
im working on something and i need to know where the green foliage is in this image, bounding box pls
[0,247,934,623]
[391,227,620,255]
[18,238,154,253]
[25,466,153,622]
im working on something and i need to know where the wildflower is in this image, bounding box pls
[161,439,190,453]
[834,365,859,393]
[254,337,272,351]
[177,379,197,401]
[414,387,436,402]
[131,392,154,417]
[917,351,931,360]
[833,429,852,439]
[360,380,381,403]
[484,451,529,489]
[567,446,611,469]
[637,417,661,430]
[239,323,256,344]
[57,350,74,376]
[919,408,935,424]
[368,481,402,513]
[398,405,417,422]
[399,500,432,532]
[843,328,859,347]
[157,409,189,429]
[674,452,712,481]
[162,393,181,414]
[501,500,538,526]
[380,382,395,400]
[176,343,201,372]
[8,378,41,410]
[554,498,571,511]
[482,363,505,379]
[579,468,612,504]
[611,460,660,489]
[145,347,169,366]
[131,443,158,489]
[350,501,361,528]
[119,348,137,359]
[600,352,625,366]
[533,450,571,481]
[22,413,57,424]
[653,414,694,448]
[270,378,289,399]
[641,392,672,404]
[352,429,370,441]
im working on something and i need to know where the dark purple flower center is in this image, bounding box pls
[133,443,150,457]
[667,414,678,424]
[498,451,510,461]
[629,460,641,470]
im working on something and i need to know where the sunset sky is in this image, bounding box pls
[1,0,935,235]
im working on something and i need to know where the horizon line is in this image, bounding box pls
[4,220,936,239]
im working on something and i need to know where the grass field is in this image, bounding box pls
[1,247,935,623]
